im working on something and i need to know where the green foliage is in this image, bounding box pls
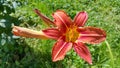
[0,0,120,68]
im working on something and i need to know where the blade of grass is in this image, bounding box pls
[105,40,114,67]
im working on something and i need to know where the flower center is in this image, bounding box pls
[65,26,79,42]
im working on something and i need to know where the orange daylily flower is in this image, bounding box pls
[12,9,106,64]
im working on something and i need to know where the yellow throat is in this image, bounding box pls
[65,26,79,42]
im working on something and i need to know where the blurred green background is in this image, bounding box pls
[0,0,120,68]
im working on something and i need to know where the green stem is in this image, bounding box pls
[105,40,114,67]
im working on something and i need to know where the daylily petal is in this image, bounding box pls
[77,27,106,44]
[52,10,72,32]
[34,9,55,26]
[73,42,92,64]
[74,11,88,26]
[52,36,72,62]
[42,28,62,40]
[12,26,48,39]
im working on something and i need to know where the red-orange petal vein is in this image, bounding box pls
[77,27,106,44]
[42,28,62,40]
[52,10,72,33]
[52,36,72,62]
[73,42,92,64]
[34,9,55,26]
[74,11,88,27]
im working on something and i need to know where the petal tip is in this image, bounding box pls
[81,11,87,13]
[12,26,20,36]
[52,57,64,62]
[79,11,88,15]
[89,62,92,65]
[88,60,92,65]
[34,9,40,13]
[52,58,57,62]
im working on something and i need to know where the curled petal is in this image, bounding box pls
[77,27,106,44]
[52,36,72,62]
[42,28,62,40]
[74,11,88,26]
[73,42,92,64]
[34,9,55,26]
[52,10,72,32]
[12,26,48,39]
